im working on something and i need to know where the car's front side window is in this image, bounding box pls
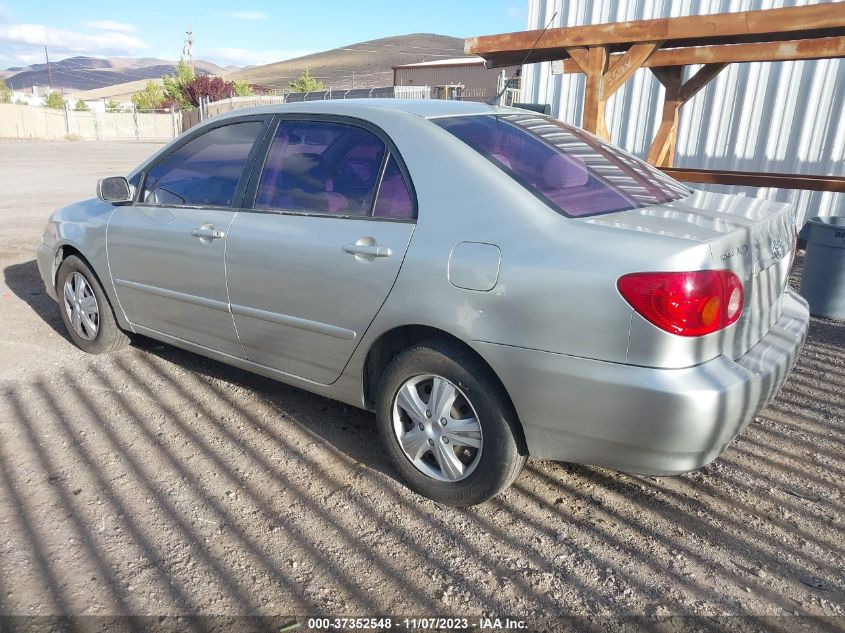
[256,120,390,217]
[142,121,264,208]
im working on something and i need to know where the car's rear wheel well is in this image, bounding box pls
[363,325,523,439]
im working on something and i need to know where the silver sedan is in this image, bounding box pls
[37,100,809,506]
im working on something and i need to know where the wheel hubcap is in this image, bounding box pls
[392,374,483,482]
[63,272,99,341]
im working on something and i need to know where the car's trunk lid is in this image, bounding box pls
[584,189,800,359]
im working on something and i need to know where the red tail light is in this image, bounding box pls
[617,270,744,337]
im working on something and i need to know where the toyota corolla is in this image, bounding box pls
[37,100,809,506]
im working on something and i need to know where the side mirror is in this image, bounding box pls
[97,176,132,203]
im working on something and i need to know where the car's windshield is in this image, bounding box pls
[434,113,690,218]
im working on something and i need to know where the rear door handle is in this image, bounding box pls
[343,243,392,258]
[191,224,225,241]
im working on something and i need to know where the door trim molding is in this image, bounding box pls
[231,303,357,340]
[113,279,230,313]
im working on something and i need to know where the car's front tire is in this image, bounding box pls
[375,340,527,506]
[56,255,130,354]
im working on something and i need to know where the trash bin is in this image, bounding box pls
[799,216,845,319]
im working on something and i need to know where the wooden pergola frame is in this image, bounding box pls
[465,3,845,192]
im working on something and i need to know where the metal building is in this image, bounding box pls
[393,57,518,99]
[522,0,844,220]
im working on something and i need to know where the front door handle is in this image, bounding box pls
[191,224,225,243]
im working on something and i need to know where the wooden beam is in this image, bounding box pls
[465,3,845,62]
[601,41,660,97]
[564,46,590,74]
[647,67,683,167]
[679,62,727,102]
[647,63,727,167]
[582,46,610,140]
[661,168,845,192]
[553,36,845,74]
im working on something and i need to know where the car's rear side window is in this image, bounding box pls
[373,155,414,220]
[256,120,387,216]
[142,121,263,207]
[434,114,689,218]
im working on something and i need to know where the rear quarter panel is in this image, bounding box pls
[342,113,713,379]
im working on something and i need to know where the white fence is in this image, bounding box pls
[0,103,181,141]
[523,0,845,220]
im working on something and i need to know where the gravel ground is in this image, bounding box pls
[0,141,843,631]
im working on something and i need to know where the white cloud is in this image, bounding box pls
[205,47,313,67]
[0,23,148,68]
[227,11,270,21]
[85,20,137,33]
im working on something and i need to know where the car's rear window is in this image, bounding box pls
[434,114,689,218]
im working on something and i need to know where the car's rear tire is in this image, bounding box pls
[375,339,527,506]
[56,255,130,354]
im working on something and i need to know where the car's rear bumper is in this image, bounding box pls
[477,288,810,475]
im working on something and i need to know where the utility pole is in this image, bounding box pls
[44,44,53,89]
[183,24,194,71]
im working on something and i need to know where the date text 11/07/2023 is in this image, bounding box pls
[304,616,528,630]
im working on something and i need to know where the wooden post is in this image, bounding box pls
[583,46,609,139]
[568,42,660,141]
[647,63,727,167]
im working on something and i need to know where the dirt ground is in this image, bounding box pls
[0,141,843,631]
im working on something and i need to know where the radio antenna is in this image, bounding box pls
[488,10,559,106]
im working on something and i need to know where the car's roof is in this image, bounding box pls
[212,98,523,121]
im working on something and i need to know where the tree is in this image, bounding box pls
[289,69,325,93]
[232,79,254,97]
[184,75,236,107]
[0,79,11,104]
[162,58,195,110]
[43,91,66,109]
[131,81,165,111]
[74,99,89,111]
[105,99,122,112]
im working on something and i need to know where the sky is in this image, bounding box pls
[0,0,528,70]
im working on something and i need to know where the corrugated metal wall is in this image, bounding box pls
[522,0,844,220]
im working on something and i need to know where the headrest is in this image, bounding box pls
[542,154,589,189]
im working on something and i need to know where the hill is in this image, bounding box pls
[227,33,468,91]
[4,57,232,92]
[73,79,163,102]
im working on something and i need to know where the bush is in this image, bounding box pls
[43,91,66,109]
[64,133,83,141]
[233,79,254,97]
[131,81,165,111]
[105,99,123,112]
[162,58,195,110]
[184,75,236,107]
[289,69,326,93]
[0,79,11,104]
[74,99,89,112]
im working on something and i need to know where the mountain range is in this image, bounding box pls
[2,57,233,92]
[1,33,471,98]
